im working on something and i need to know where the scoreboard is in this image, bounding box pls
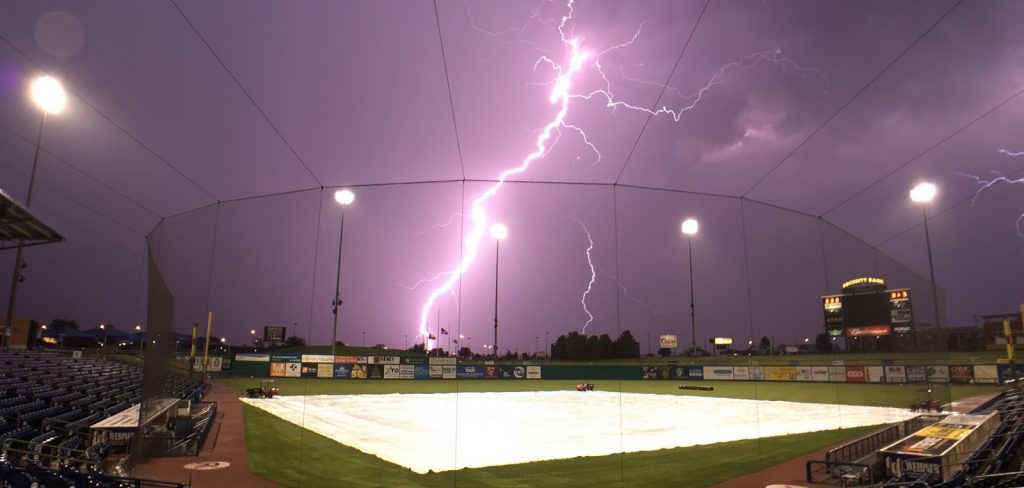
[822,277,914,337]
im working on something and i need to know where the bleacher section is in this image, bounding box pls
[0,349,204,488]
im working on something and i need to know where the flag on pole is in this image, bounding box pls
[428,333,437,340]
[453,339,459,344]
[441,328,448,335]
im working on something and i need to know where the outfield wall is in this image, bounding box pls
[225,353,1021,385]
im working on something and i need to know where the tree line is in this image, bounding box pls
[551,330,640,360]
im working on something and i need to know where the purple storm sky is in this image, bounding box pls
[0,0,1022,353]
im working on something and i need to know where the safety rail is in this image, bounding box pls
[826,424,901,464]
[0,461,184,488]
[806,460,876,486]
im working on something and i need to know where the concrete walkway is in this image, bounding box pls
[131,383,281,487]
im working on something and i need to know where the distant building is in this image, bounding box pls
[981,313,1024,351]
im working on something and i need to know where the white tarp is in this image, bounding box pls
[242,391,916,474]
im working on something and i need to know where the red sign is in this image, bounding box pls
[846,366,866,383]
[847,325,892,337]
[269,362,287,377]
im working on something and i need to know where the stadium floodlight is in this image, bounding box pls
[4,76,67,348]
[491,223,507,361]
[681,219,699,355]
[30,76,66,115]
[331,189,356,358]
[910,181,941,329]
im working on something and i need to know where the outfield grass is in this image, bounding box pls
[218,377,1002,408]
[242,403,881,488]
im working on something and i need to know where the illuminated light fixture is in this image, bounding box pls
[30,75,66,114]
[334,189,355,205]
[681,218,699,236]
[909,182,937,203]
[490,223,508,240]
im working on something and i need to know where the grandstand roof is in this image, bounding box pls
[0,1,1022,348]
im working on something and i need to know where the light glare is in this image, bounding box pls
[30,76,66,114]
[909,182,937,203]
[490,223,508,240]
[681,218,699,236]
[334,189,355,205]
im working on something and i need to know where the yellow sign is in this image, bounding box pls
[916,425,971,441]
[843,276,884,286]
[713,337,732,345]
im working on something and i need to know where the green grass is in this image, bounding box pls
[243,403,881,488]
[218,378,1002,408]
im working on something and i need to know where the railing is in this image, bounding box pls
[0,462,184,488]
[826,424,902,464]
[806,460,877,486]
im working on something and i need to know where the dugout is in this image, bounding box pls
[879,411,999,482]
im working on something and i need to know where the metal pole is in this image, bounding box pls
[436,309,441,357]
[3,113,46,348]
[331,206,346,357]
[494,238,500,362]
[688,237,696,355]
[922,207,941,329]
[545,331,549,359]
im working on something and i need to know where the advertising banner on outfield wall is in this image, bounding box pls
[974,365,998,384]
[317,364,334,378]
[766,366,796,381]
[950,365,974,384]
[443,365,457,379]
[457,365,484,379]
[383,365,401,379]
[998,365,1022,383]
[703,367,733,380]
[369,356,401,365]
[285,362,301,377]
[429,365,443,379]
[811,367,829,382]
[501,366,527,379]
[402,357,426,365]
[796,366,813,381]
[429,357,457,365]
[300,364,318,378]
[687,366,703,379]
[865,366,884,383]
[927,366,949,383]
[302,355,334,364]
[350,364,368,379]
[828,366,846,382]
[270,362,287,377]
[749,366,765,381]
[335,356,360,364]
[641,366,658,380]
[414,365,429,379]
[333,364,352,379]
[905,366,927,383]
[368,364,384,379]
[733,366,749,381]
[846,366,865,383]
[885,366,906,383]
[526,366,541,379]
[399,365,415,379]
[236,353,270,362]
[270,353,301,363]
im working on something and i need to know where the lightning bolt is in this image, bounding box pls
[418,0,590,345]
[958,148,1024,236]
[416,0,824,347]
[597,267,679,320]
[574,216,596,332]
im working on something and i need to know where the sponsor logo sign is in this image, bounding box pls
[235,353,270,362]
[301,355,334,364]
[659,335,678,349]
[428,365,443,379]
[368,356,401,365]
[500,366,526,379]
[399,365,415,379]
[811,367,829,382]
[846,325,892,337]
[865,366,884,383]
[367,364,384,379]
[285,362,301,377]
[766,366,796,381]
[733,366,749,381]
[484,366,499,379]
[334,355,360,364]
[457,365,484,379]
[950,365,974,384]
[885,366,906,383]
[846,366,865,383]
[686,366,703,379]
[316,364,334,378]
[270,353,301,363]
[796,366,813,381]
[350,364,368,379]
[974,365,998,384]
[270,362,287,377]
[748,366,765,381]
[300,364,318,377]
[413,365,429,379]
[702,366,733,381]
[927,365,949,383]
[428,357,457,365]
[442,365,457,379]
[401,356,427,365]
[828,366,847,382]
[526,366,541,379]
[333,364,352,379]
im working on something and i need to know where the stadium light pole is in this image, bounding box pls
[331,189,355,358]
[490,223,508,362]
[135,324,142,355]
[681,219,699,356]
[545,331,549,359]
[910,182,942,330]
[3,76,66,348]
